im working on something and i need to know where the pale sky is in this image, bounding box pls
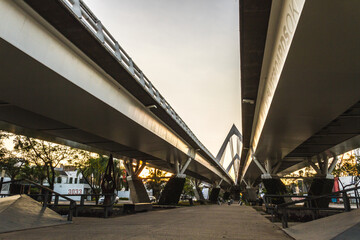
[84,0,241,157]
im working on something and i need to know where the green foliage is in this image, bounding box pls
[12,135,84,189]
[0,131,86,189]
[182,178,195,196]
[0,147,5,159]
[332,154,360,177]
[75,155,126,195]
[0,131,124,195]
[145,168,168,200]
[18,163,47,184]
[113,160,127,191]
[0,157,27,180]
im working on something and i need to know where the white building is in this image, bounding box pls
[52,168,91,201]
[0,177,11,195]
[338,176,359,203]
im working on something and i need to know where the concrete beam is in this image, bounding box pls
[127,176,150,203]
[158,176,186,205]
[271,160,282,174]
[135,161,146,176]
[252,156,267,175]
[179,157,192,175]
[328,154,339,174]
[308,160,321,175]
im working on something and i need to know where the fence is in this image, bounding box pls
[265,186,360,228]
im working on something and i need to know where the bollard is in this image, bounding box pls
[43,191,49,210]
[68,202,75,221]
[80,195,85,206]
[282,209,288,228]
[54,195,59,206]
[343,193,351,212]
[104,206,108,218]
[354,189,359,209]
[0,177,3,194]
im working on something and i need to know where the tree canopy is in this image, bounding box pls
[12,135,84,189]
[144,168,168,200]
[332,152,360,177]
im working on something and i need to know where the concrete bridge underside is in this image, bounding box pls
[0,0,233,186]
[240,0,360,186]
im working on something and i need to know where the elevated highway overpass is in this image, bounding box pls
[239,0,360,190]
[0,0,234,203]
[2,0,358,204]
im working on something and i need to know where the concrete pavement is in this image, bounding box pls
[0,195,68,233]
[0,204,291,240]
[284,208,360,240]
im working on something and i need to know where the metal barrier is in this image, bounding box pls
[1,179,76,221]
[1,179,123,218]
[60,0,214,161]
[265,186,360,228]
[51,193,119,218]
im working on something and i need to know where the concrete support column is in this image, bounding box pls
[124,159,150,203]
[223,191,231,200]
[194,185,205,201]
[306,155,339,208]
[307,176,334,208]
[243,187,257,204]
[159,153,195,205]
[262,176,287,204]
[158,176,186,205]
[127,176,150,203]
[191,179,205,201]
[209,187,221,203]
[230,185,241,201]
[255,156,287,204]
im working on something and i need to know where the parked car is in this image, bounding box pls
[98,196,119,204]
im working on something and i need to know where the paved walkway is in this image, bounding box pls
[0,205,291,240]
[0,195,68,233]
[284,208,360,240]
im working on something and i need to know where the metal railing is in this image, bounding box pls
[60,0,215,163]
[265,186,360,228]
[52,193,120,218]
[2,179,76,221]
[1,179,121,218]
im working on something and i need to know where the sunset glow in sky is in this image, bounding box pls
[84,0,241,158]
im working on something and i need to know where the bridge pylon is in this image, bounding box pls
[123,158,150,203]
[216,124,242,185]
[159,149,196,205]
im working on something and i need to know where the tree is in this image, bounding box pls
[18,163,47,185]
[0,135,27,181]
[75,155,126,204]
[0,157,27,181]
[145,168,168,200]
[0,131,10,159]
[332,153,359,177]
[75,154,108,196]
[13,136,83,190]
[182,178,195,197]
[113,159,126,191]
[0,147,5,159]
